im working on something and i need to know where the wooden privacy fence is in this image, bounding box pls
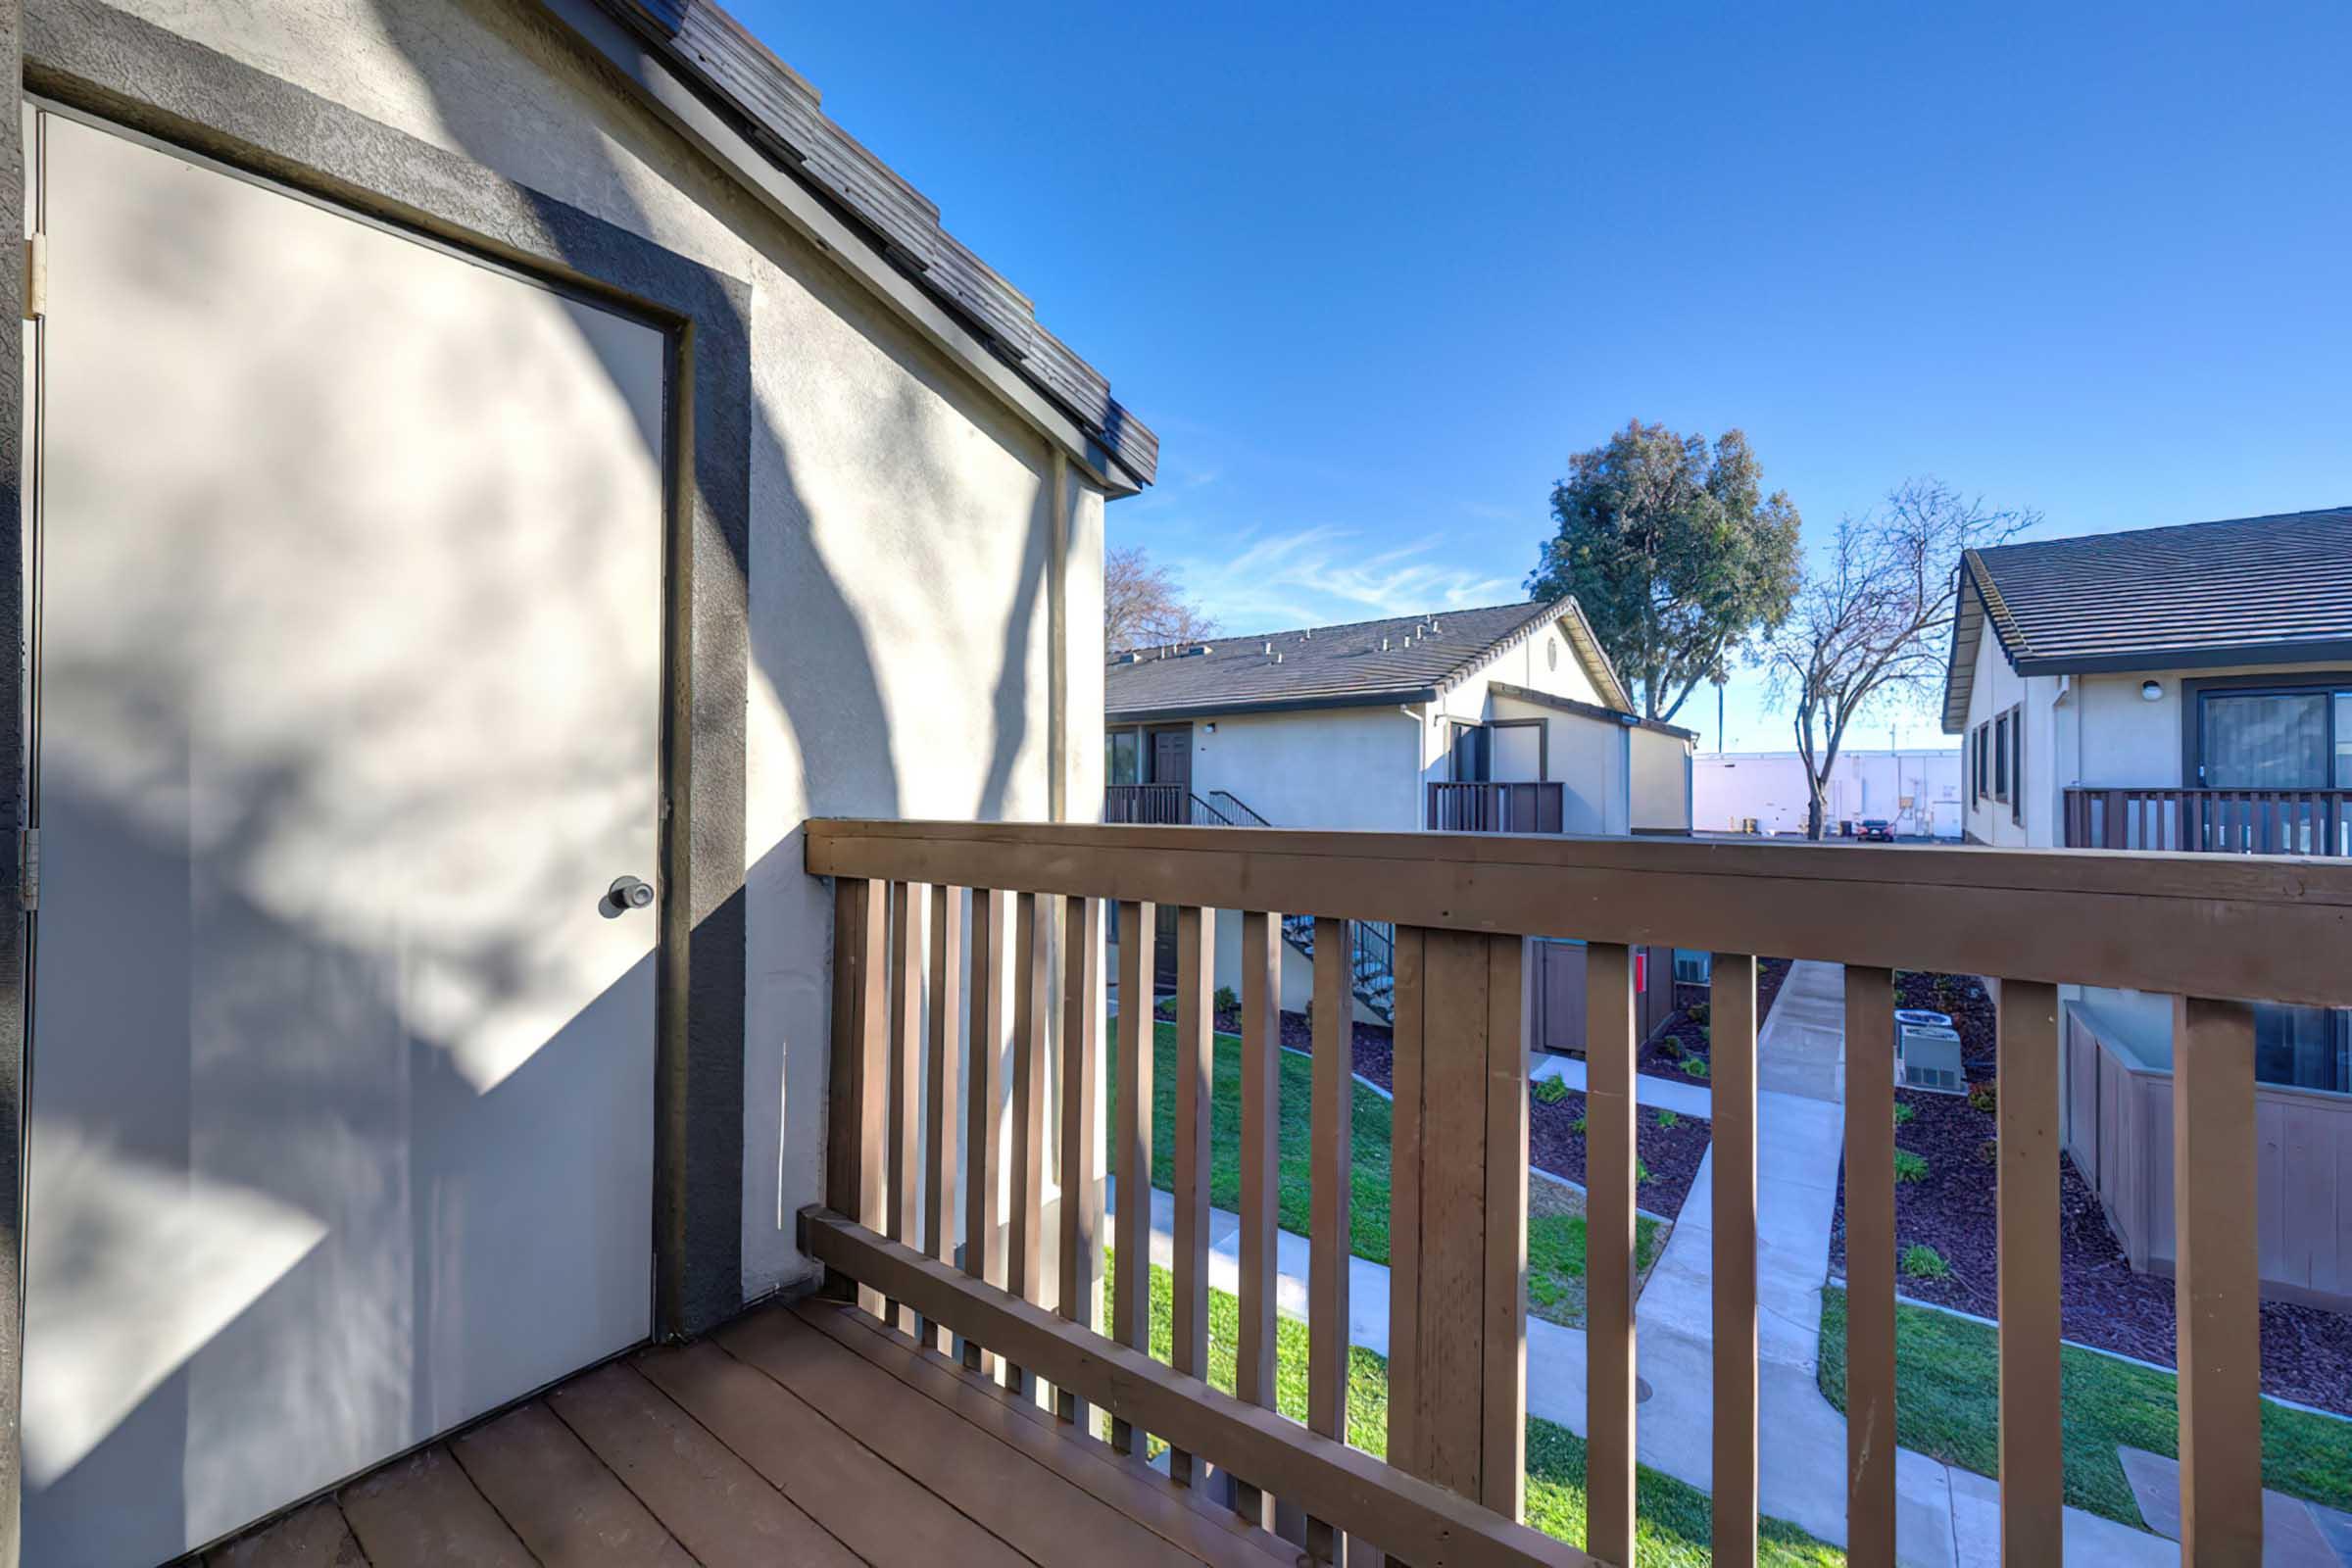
[806,819,2352,1567]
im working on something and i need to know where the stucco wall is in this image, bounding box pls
[107,0,1110,1300]
[1487,694,1627,834]
[1185,706,1420,830]
[1628,727,1692,832]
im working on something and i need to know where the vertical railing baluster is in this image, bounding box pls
[1109,900,1155,1455]
[1056,895,1102,1431]
[1388,926,1526,1522]
[887,881,925,1335]
[923,884,962,1354]
[1844,964,1897,1565]
[1005,891,1050,1398]
[826,878,889,1319]
[1712,953,1760,1567]
[1170,906,1214,1487]
[1995,979,2062,1561]
[962,889,1005,1376]
[1231,910,1282,1526]
[2174,995,2261,1564]
[1584,941,1637,1564]
[1306,916,1352,1567]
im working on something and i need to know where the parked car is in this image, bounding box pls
[1858,818,1895,842]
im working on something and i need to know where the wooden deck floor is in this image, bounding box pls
[204,1298,1299,1568]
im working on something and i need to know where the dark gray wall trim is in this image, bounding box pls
[2178,669,2352,788]
[2012,640,2352,677]
[1487,681,1697,741]
[0,0,26,1556]
[1105,687,1443,725]
[23,0,753,1340]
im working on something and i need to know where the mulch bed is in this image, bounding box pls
[1829,971,2352,1416]
[1634,956,1794,1084]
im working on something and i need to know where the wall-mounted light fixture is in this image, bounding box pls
[1202,721,1217,735]
[2140,680,2164,702]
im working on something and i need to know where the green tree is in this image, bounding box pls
[1527,421,1802,721]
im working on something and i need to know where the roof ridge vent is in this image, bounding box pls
[1380,636,1391,652]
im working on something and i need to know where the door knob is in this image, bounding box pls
[605,875,655,915]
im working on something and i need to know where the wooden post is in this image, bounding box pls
[1170,905,1214,1487]
[1584,941,1638,1564]
[1306,917,1353,1566]
[1844,965,1897,1567]
[923,884,962,1354]
[1006,892,1051,1397]
[887,882,924,1335]
[1233,909,1281,1527]
[1055,895,1102,1430]
[1109,900,1154,1454]
[1388,926,1526,1515]
[826,878,888,1316]
[2174,995,2261,1566]
[1996,979,2061,1564]
[1712,953,1759,1568]
[962,889,1004,1375]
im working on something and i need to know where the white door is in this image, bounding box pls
[22,111,666,1566]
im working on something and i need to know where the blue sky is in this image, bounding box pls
[734,2,2351,750]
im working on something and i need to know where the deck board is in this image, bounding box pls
[204,1498,367,1568]
[450,1399,698,1567]
[791,1300,1296,1568]
[338,1445,535,1568]
[636,1335,1034,1566]
[206,1295,1298,1568]
[718,1306,1217,1568]
[548,1360,860,1568]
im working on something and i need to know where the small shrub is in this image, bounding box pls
[1688,1001,1712,1026]
[1682,1056,1710,1079]
[1968,1079,1997,1114]
[1534,1077,1570,1105]
[1571,1114,1589,1135]
[1976,1137,1999,1166]
[1893,1102,1917,1126]
[1214,985,1239,1012]
[1656,1109,1680,1130]
[1154,997,1177,1019]
[1892,1149,1930,1183]
[1658,1035,1686,1060]
[1636,1158,1654,1185]
[1697,1024,1712,1045]
[1901,1244,1950,1280]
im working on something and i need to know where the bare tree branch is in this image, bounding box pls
[1105,544,1216,650]
[1766,479,2037,839]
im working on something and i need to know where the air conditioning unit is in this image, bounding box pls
[1895,1023,1965,1094]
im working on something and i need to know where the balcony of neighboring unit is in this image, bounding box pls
[1426,778,1565,833]
[2062,786,2352,856]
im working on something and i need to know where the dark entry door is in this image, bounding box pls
[1150,727,1194,794]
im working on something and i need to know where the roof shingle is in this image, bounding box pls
[1105,599,1626,721]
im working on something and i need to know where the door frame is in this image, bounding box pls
[5,39,763,1534]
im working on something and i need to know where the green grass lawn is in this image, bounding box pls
[1109,1250,1843,1566]
[1817,1286,2352,1528]
[1115,1021,1659,1328]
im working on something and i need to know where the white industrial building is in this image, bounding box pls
[1694,747,1963,838]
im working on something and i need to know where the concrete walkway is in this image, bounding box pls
[1120,958,2177,1564]
[1531,1052,1713,1119]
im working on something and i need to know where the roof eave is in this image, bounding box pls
[1106,688,1442,725]
[2011,639,2352,677]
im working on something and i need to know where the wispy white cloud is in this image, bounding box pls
[1162,524,1519,635]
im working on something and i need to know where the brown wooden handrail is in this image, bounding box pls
[815,817,2312,1565]
[2064,785,2352,857]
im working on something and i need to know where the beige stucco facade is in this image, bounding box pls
[107,0,1117,1301]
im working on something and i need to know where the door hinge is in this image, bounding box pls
[23,234,43,320]
[19,827,36,910]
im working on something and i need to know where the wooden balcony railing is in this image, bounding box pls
[1103,782,1190,824]
[807,820,2352,1566]
[1427,779,1565,833]
[2064,785,2352,856]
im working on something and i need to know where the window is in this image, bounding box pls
[1973,721,1989,803]
[1106,727,1142,786]
[2008,704,2025,825]
[2198,687,2339,788]
[2254,1003,2351,1096]
[1992,713,2010,804]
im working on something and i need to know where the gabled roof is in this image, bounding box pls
[568,0,1155,488]
[1940,505,2352,731]
[1104,598,1633,723]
